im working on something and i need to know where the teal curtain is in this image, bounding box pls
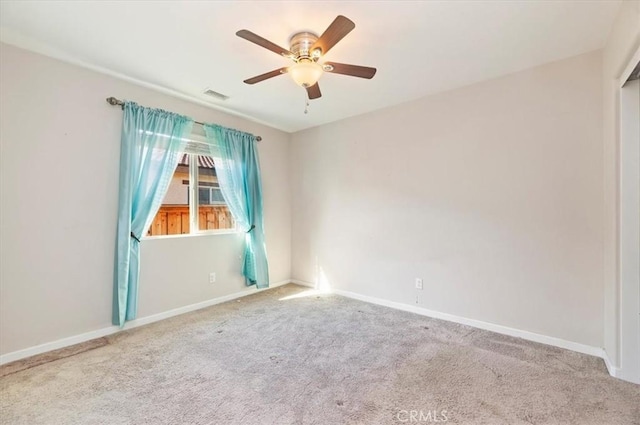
[113,102,193,326]
[203,124,269,288]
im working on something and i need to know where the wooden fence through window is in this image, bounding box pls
[147,205,234,236]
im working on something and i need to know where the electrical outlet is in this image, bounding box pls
[415,278,423,290]
[209,272,216,284]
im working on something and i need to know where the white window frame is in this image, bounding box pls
[144,132,237,240]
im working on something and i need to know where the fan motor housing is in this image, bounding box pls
[289,32,319,61]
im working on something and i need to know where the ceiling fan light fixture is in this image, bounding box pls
[237,16,375,100]
[289,60,323,88]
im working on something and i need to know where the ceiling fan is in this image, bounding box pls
[236,15,377,100]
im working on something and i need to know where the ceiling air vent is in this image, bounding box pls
[203,88,229,101]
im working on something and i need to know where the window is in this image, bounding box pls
[147,139,235,237]
[198,186,225,205]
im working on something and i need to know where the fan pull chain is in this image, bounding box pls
[303,95,310,114]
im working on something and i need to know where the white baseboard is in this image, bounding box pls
[603,351,640,385]
[290,279,316,288]
[0,279,292,365]
[292,279,605,360]
[602,351,620,378]
[1,279,617,380]
[618,369,640,385]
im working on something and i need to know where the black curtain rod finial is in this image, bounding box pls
[106,97,123,107]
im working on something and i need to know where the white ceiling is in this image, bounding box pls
[0,1,621,133]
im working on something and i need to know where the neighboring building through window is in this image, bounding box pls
[147,153,234,236]
[198,186,225,205]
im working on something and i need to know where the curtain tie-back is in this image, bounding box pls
[130,232,141,243]
[246,224,256,233]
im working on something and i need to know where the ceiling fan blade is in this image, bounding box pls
[243,68,288,85]
[236,30,294,58]
[306,83,322,100]
[324,62,377,79]
[311,15,355,56]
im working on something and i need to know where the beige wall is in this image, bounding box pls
[0,43,292,355]
[163,175,189,205]
[1,9,633,361]
[291,50,604,347]
[601,0,640,369]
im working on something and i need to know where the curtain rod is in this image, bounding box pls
[106,97,262,142]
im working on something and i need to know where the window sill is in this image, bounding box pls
[142,229,239,241]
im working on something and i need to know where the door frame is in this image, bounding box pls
[617,44,640,384]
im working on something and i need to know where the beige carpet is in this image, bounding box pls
[1,284,638,424]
